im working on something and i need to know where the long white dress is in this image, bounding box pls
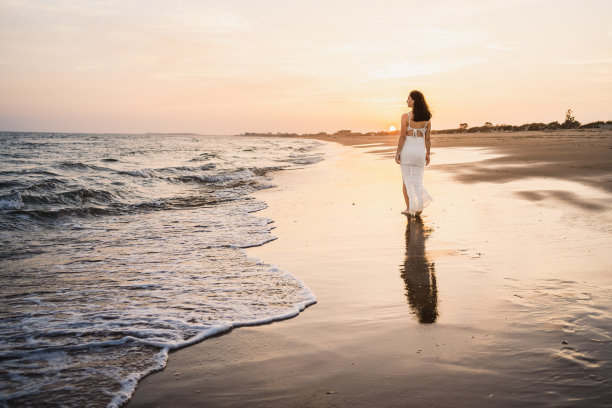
[400,118,433,214]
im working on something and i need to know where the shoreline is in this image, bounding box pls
[128,131,612,407]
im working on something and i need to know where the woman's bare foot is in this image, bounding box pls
[401,209,410,215]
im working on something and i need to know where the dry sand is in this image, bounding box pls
[128,130,612,407]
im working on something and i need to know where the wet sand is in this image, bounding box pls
[128,130,612,407]
[316,129,612,193]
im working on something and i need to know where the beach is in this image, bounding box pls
[3,1,611,406]
[128,130,612,407]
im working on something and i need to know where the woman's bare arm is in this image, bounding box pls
[425,121,431,165]
[395,113,408,164]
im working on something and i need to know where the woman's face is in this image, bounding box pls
[406,95,414,108]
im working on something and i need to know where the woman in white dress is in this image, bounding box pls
[394,90,433,216]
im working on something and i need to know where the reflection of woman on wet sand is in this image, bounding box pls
[400,216,438,324]
[395,90,433,216]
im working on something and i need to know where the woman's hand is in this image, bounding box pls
[395,152,401,164]
[425,152,430,166]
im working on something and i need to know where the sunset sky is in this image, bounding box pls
[1,0,611,134]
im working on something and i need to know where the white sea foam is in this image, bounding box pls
[122,168,159,178]
[0,133,322,407]
[0,191,23,209]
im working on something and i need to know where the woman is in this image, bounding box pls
[394,90,433,216]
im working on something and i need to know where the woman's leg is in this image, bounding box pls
[402,183,410,213]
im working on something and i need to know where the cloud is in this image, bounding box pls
[75,64,106,71]
[0,1,251,36]
[368,58,485,80]
[330,97,399,106]
[486,42,524,51]
[162,9,252,35]
[556,57,612,65]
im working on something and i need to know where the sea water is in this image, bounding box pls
[0,132,322,407]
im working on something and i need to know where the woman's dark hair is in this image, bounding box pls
[410,90,432,122]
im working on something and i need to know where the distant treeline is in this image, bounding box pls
[243,120,612,139]
[440,112,612,134]
[243,110,612,138]
[243,129,392,138]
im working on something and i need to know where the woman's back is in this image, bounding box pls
[407,114,429,138]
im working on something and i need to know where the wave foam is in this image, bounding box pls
[0,191,23,209]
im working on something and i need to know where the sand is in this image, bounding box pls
[127,130,612,407]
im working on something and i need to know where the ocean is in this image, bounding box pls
[0,132,322,407]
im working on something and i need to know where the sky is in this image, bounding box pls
[1,0,611,134]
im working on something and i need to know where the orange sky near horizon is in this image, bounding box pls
[1,0,611,134]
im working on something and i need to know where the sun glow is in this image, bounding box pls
[389,126,397,132]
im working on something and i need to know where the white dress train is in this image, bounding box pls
[400,120,433,214]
